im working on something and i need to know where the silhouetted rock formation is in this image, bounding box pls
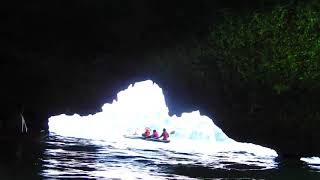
[1,0,318,158]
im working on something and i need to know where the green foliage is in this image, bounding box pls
[206,2,320,94]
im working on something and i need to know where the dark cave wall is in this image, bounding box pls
[1,0,319,157]
[2,46,318,157]
[140,41,320,157]
[154,53,320,157]
[0,55,149,133]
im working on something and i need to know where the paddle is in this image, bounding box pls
[170,131,175,135]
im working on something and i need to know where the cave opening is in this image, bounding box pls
[48,80,277,156]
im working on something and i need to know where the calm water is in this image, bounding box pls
[1,133,320,180]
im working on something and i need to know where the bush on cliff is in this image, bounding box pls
[206,2,320,94]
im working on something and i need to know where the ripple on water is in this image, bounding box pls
[40,134,320,179]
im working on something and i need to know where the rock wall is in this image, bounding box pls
[1,0,319,158]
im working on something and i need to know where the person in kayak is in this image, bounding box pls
[142,127,151,138]
[159,128,169,140]
[151,129,159,138]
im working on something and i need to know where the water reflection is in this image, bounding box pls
[1,134,320,179]
[41,134,279,179]
[0,137,44,179]
[301,157,320,171]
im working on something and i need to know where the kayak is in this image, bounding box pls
[124,135,170,143]
[145,137,170,143]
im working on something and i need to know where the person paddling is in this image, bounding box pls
[159,128,169,140]
[142,127,151,138]
[151,129,159,138]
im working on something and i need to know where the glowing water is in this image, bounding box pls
[301,157,320,170]
[49,80,277,156]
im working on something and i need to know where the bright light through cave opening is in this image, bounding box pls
[49,80,277,156]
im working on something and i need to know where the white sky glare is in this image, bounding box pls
[48,80,277,156]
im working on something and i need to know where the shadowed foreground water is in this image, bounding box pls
[1,134,320,179]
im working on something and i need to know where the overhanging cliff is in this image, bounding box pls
[1,0,319,158]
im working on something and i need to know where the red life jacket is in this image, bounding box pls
[162,131,169,140]
[152,131,159,138]
[145,130,151,137]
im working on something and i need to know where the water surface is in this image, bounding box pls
[1,133,319,179]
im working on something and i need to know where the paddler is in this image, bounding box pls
[151,129,159,138]
[142,127,151,138]
[159,128,169,140]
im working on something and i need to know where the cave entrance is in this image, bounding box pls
[48,80,277,156]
